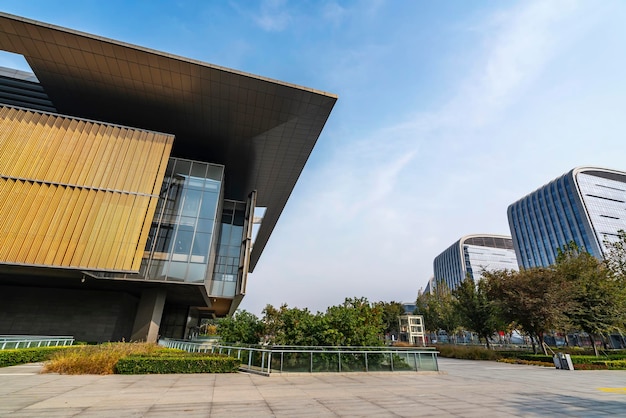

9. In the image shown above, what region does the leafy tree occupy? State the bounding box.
[377,301,405,338]
[261,298,386,347]
[216,310,263,344]
[277,306,321,346]
[323,297,385,346]
[452,276,503,349]
[415,283,460,341]
[484,268,571,354]
[604,230,626,334]
[605,229,626,279]
[556,242,626,355]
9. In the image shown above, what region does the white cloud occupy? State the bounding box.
[322,2,347,25]
[253,0,292,32]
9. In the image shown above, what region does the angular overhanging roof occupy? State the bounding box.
[0,12,337,271]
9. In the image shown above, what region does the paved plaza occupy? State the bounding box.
[0,358,625,417]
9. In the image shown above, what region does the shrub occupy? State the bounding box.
[435,345,500,361]
[0,346,72,368]
[497,358,554,367]
[42,342,239,375]
[115,355,240,374]
[574,363,609,370]
[42,342,172,375]
[586,360,626,370]
[497,352,553,363]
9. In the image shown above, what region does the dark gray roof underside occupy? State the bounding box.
[0,12,337,271]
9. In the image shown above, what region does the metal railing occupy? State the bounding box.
[0,335,75,350]
[158,339,439,375]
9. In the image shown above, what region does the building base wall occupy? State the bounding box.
[0,285,138,343]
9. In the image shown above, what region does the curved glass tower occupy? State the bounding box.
[433,235,517,291]
[508,167,626,269]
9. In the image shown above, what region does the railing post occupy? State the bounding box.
[390,352,394,372]
[267,351,272,374]
[365,352,368,372]
[281,352,284,373]
[338,352,341,372]
[248,350,252,369]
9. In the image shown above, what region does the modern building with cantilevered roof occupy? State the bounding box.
[0,13,336,342]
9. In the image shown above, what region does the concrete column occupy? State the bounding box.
[130,289,166,342]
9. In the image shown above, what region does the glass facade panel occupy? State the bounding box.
[433,235,517,291]
[508,168,626,268]
[210,200,247,297]
[108,157,225,283]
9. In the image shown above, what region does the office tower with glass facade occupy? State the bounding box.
[0,13,336,342]
[433,235,518,291]
[508,167,626,269]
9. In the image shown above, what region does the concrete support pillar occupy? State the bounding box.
[130,289,166,343]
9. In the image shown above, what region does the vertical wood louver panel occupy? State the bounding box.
[132,196,157,271]
[0,105,174,271]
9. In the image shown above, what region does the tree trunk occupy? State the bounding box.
[530,335,537,354]
[591,333,599,357]
[537,332,548,356]
[484,334,491,350]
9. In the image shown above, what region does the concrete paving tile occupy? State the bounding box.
[9,407,86,417]
[79,407,150,417]
[1,358,625,416]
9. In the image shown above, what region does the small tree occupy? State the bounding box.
[323,297,385,346]
[377,301,406,339]
[216,310,263,344]
[484,268,571,354]
[415,283,460,342]
[452,276,503,349]
[556,242,626,355]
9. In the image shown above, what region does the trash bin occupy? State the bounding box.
[553,353,574,370]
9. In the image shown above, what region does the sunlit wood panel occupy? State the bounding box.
[0,106,174,271]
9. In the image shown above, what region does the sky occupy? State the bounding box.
[3,1,626,315]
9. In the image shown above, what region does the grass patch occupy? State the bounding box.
[42,342,240,375]
[43,343,179,374]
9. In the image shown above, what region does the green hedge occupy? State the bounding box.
[0,346,72,368]
[435,345,500,361]
[588,360,626,370]
[115,355,241,374]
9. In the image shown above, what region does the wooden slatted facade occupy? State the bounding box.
[0,106,173,271]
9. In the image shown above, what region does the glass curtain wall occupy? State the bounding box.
[141,158,224,283]
[211,200,246,297]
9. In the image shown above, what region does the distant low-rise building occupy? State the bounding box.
[398,314,425,346]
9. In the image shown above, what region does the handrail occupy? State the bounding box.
[158,339,439,375]
[0,335,75,350]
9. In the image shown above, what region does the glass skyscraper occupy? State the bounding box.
[433,235,518,291]
[508,167,626,269]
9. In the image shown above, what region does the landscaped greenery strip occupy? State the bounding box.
[115,355,241,374]
[0,346,72,367]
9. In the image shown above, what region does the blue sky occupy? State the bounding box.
[3,1,626,315]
